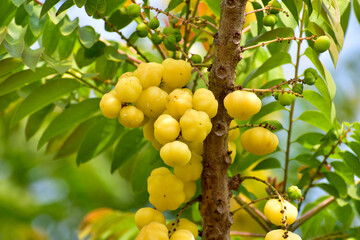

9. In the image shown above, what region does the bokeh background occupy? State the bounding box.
[1,0,360,239]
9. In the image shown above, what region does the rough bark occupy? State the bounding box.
[200,1,247,240]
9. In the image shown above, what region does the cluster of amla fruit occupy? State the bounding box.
[99,57,280,239]
[263,186,303,240]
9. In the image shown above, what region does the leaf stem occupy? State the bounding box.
[241,36,315,52]
[66,71,105,95]
[231,195,277,214]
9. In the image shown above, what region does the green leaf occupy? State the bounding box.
[302,90,331,120]
[78,26,99,48]
[282,0,299,23]
[112,128,145,173]
[56,0,75,16]
[74,0,87,8]
[0,1,16,27]
[317,183,339,198]
[0,26,7,44]
[204,0,220,17]
[296,132,325,148]
[85,0,98,16]
[42,54,72,74]
[57,31,77,61]
[303,0,312,16]
[4,37,24,58]
[166,0,183,12]
[38,98,100,149]
[76,116,124,165]
[12,0,25,7]
[0,67,56,96]
[54,117,97,159]
[25,104,55,140]
[294,153,320,167]
[297,110,331,132]
[95,57,118,80]
[252,158,281,171]
[0,92,19,113]
[41,0,61,17]
[105,8,133,31]
[304,47,325,78]
[346,141,360,159]
[244,52,292,85]
[0,58,24,80]
[251,101,284,123]
[43,20,60,56]
[104,46,127,61]
[60,16,79,36]
[354,0,360,24]
[324,172,347,198]
[21,46,44,71]
[251,2,264,35]
[11,78,82,127]
[331,161,354,185]
[15,4,29,27]
[348,183,360,200]
[338,151,360,178]
[97,0,106,14]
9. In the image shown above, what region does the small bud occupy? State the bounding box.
[287,185,302,200]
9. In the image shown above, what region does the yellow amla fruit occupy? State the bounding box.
[180,109,212,143]
[99,90,122,119]
[166,88,193,120]
[265,229,302,240]
[134,62,163,89]
[149,167,171,177]
[134,207,166,230]
[174,151,203,182]
[136,222,169,240]
[160,141,191,167]
[147,168,185,211]
[154,114,181,145]
[183,181,197,202]
[143,118,156,142]
[192,88,218,118]
[240,127,278,155]
[170,229,195,240]
[228,119,240,141]
[118,105,144,128]
[228,141,236,163]
[162,58,192,89]
[244,2,256,28]
[115,76,142,103]
[167,218,198,239]
[264,199,298,226]
[136,86,168,118]
[224,90,262,121]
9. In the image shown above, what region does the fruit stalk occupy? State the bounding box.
[200,1,247,239]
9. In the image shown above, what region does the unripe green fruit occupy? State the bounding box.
[263,14,278,27]
[190,54,202,64]
[269,0,281,14]
[292,83,303,94]
[127,4,141,18]
[278,92,296,106]
[303,68,318,85]
[163,27,173,35]
[172,29,182,42]
[314,36,330,53]
[148,18,160,29]
[163,35,177,51]
[151,33,163,45]
[136,23,148,38]
[287,186,302,200]
[274,92,279,100]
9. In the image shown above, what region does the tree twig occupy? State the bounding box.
[66,71,105,95]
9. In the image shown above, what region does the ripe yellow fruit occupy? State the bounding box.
[136,86,168,118]
[154,114,181,145]
[192,88,218,118]
[240,127,278,155]
[119,72,134,79]
[228,141,236,163]
[265,229,302,240]
[224,91,261,121]
[174,151,203,182]
[136,222,169,240]
[228,120,240,141]
[166,88,193,120]
[162,58,192,89]
[170,229,195,240]
[183,181,197,202]
[180,109,212,143]
[143,118,156,142]
[264,199,298,226]
[134,62,163,89]
[160,141,191,167]
[147,170,185,211]
[115,76,142,103]
[168,218,198,239]
[134,207,166,230]
[149,167,171,177]
[99,91,122,119]
[118,105,144,128]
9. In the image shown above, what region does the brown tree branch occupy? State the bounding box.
[290,196,335,231]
